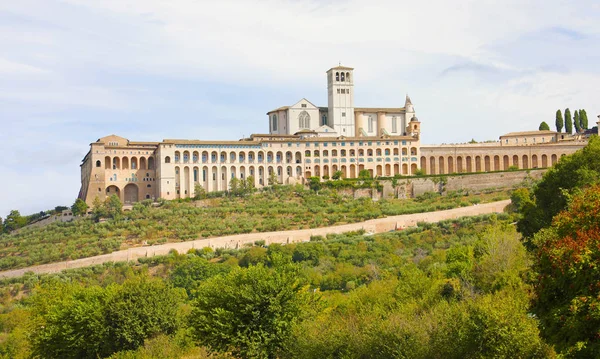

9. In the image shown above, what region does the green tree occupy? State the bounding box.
[229,177,241,196]
[331,170,343,180]
[358,169,371,180]
[170,256,230,297]
[3,210,27,232]
[194,183,206,200]
[538,121,550,131]
[103,277,186,353]
[29,278,186,359]
[71,198,89,216]
[91,196,107,221]
[308,176,321,192]
[29,283,108,359]
[245,176,256,194]
[573,109,580,133]
[564,108,572,134]
[516,136,600,240]
[268,172,279,187]
[105,194,122,219]
[555,109,563,132]
[580,109,589,130]
[189,264,317,359]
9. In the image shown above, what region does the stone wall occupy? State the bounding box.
[344,169,545,199]
[409,169,545,197]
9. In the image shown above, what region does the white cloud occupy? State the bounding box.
[0,58,48,75]
[1,0,600,214]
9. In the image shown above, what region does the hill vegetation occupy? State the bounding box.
[0,186,508,271]
[0,213,552,358]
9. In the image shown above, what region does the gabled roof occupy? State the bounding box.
[291,98,319,109]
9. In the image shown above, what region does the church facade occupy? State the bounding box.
[78,65,589,205]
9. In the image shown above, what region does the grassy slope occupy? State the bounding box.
[0,186,509,271]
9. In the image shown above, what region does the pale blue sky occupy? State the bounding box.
[1,0,599,216]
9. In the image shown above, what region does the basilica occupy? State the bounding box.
[78,65,587,205]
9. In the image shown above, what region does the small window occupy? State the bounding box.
[95,160,101,167]
[165,156,171,163]
[301,104,307,108]
[342,112,346,117]
[147,184,151,188]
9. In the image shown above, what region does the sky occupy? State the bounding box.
[1,0,599,216]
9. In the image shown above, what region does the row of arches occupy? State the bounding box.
[101,156,155,170]
[335,71,351,82]
[105,183,151,204]
[306,147,417,157]
[167,147,419,166]
[420,153,566,175]
[170,150,303,165]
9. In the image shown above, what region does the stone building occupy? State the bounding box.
[78,65,589,205]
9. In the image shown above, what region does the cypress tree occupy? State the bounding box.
[539,121,550,131]
[565,108,573,134]
[574,110,581,133]
[555,109,563,132]
[580,109,588,130]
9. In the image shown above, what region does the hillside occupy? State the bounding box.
[0,185,509,271]
[0,213,551,358]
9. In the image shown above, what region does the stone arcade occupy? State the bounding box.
[78,65,587,205]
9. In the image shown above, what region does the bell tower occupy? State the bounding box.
[327,65,355,136]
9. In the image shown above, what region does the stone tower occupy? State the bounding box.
[327,65,355,136]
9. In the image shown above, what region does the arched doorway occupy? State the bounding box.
[106,185,120,200]
[124,183,139,204]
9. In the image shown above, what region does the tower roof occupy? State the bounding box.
[327,65,354,72]
[405,95,413,105]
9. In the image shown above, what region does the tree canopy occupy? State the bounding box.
[532,184,600,357]
[538,121,550,131]
[189,263,317,359]
[516,136,600,241]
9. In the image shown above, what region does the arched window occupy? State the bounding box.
[335,72,339,81]
[95,160,101,167]
[299,111,311,129]
[340,72,345,81]
[165,156,171,164]
[272,115,278,131]
[346,72,350,82]
[148,157,154,169]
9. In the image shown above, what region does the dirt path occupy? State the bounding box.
[0,200,510,279]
